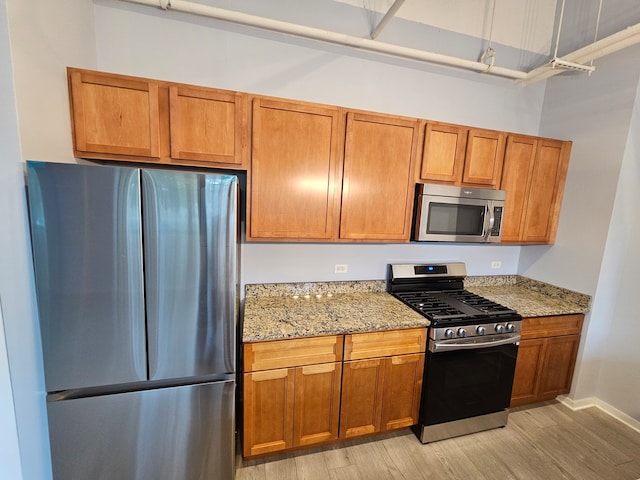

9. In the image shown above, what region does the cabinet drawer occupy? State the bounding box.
[521,314,584,340]
[244,335,343,372]
[344,328,426,361]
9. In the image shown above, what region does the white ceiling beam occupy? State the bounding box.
[370,0,406,40]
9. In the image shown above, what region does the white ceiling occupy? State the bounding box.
[335,0,558,55]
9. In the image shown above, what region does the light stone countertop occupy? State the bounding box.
[465,276,591,318]
[242,281,428,342]
[242,277,592,342]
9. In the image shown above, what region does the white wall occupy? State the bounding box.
[7,0,96,164]
[0,1,44,478]
[522,45,640,410]
[0,301,22,480]
[593,78,640,418]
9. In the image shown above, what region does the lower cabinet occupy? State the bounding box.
[340,353,424,438]
[242,335,343,457]
[510,314,584,407]
[340,328,426,438]
[242,327,426,458]
[243,362,342,457]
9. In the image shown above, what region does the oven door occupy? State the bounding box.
[421,342,518,426]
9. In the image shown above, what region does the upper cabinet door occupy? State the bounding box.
[69,69,161,158]
[340,112,419,241]
[500,135,537,242]
[249,98,342,240]
[500,136,571,244]
[462,128,506,187]
[169,85,247,167]
[521,139,571,243]
[419,122,468,183]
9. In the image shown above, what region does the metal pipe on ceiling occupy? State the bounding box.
[117,0,527,80]
[116,0,640,84]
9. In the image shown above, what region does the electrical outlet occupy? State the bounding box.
[491,261,502,269]
[334,264,348,273]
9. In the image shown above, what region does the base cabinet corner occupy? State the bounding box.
[510,314,583,407]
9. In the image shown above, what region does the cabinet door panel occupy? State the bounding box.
[538,335,580,400]
[294,363,342,447]
[500,136,536,242]
[243,369,295,457]
[521,141,563,242]
[462,129,506,186]
[510,339,545,407]
[381,354,424,431]
[250,99,341,240]
[69,70,160,158]
[169,86,245,165]
[340,359,384,438]
[420,122,467,183]
[340,112,418,241]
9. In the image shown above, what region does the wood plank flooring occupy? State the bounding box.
[236,401,640,480]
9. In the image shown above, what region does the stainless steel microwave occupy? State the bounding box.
[413,183,506,243]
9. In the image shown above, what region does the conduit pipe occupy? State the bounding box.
[524,22,640,83]
[117,0,640,84]
[117,0,528,80]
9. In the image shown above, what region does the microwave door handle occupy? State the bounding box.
[485,203,495,239]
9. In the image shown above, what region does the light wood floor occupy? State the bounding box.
[236,401,640,480]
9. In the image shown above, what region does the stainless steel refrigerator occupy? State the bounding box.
[26,161,238,480]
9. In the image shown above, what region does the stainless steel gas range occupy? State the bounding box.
[387,262,522,444]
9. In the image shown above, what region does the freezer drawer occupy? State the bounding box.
[47,380,235,480]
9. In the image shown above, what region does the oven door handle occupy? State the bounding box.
[430,333,521,353]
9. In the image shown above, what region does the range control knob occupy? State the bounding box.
[505,323,516,333]
[444,329,454,339]
[494,324,505,334]
[456,328,467,338]
[476,326,486,335]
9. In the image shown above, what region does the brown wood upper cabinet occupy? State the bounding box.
[67,68,247,168]
[248,97,342,241]
[168,85,246,166]
[419,121,506,188]
[68,69,161,159]
[248,104,419,242]
[340,112,419,241]
[500,135,571,244]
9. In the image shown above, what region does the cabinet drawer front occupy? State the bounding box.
[344,328,426,361]
[244,335,343,371]
[522,314,584,340]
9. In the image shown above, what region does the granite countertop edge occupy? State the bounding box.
[242,276,592,342]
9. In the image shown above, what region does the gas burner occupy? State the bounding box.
[387,263,521,329]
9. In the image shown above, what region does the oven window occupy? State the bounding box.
[421,344,518,425]
[427,203,485,236]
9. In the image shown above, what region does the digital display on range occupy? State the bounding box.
[414,265,447,275]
